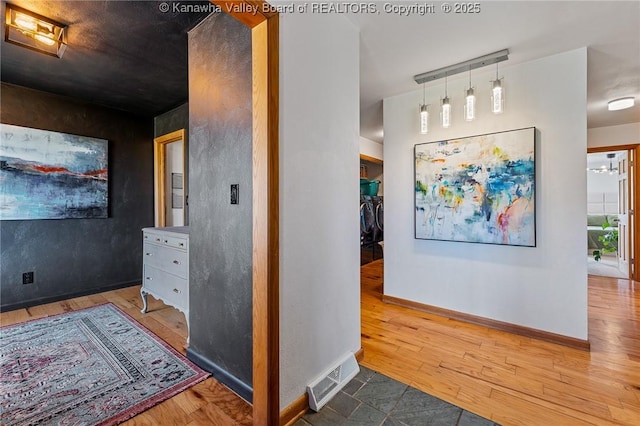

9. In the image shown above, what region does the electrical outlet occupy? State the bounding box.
[23,271,34,285]
[230,184,239,205]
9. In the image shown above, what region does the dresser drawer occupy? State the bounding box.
[165,235,188,249]
[143,242,187,278]
[141,226,189,340]
[143,231,188,250]
[143,242,159,262]
[143,231,165,244]
[143,265,188,310]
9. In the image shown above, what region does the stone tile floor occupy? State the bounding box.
[295,366,499,426]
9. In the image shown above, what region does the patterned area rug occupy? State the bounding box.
[0,303,209,425]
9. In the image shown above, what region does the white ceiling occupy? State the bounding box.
[347,1,640,143]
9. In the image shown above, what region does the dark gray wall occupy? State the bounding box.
[154,103,190,224]
[186,13,253,396]
[0,83,153,310]
[154,103,189,138]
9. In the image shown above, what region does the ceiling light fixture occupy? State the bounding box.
[588,153,618,174]
[419,83,429,134]
[441,76,451,128]
[413,49,508,129]
[5,4,67,58]
[607,97,635,111]
[413,49,509,85]
[464,70,475,121]
[490,63,504,114]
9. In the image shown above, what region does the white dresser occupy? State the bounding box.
[141,226,189,337]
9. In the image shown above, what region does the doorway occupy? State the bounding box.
[360,154,384,265]
[587,145,638,280]
[154,129,186,227]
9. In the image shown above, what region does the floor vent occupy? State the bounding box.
[307,352,360,411]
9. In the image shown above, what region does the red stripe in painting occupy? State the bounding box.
[32,165,71,173]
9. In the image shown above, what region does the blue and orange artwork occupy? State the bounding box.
[415,127,535,246]
[0,124,108,220]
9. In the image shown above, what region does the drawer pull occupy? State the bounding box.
[173,260,181,265]
[144,235,148,239]
[156,238,161,242]
[164,239,168,243]
[146,277,152,280]
[145,252,152,256]
[178,243,184,247]
[173,288,181,293]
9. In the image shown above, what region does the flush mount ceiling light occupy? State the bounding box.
[607,97,635,111]
[5,4,67,58]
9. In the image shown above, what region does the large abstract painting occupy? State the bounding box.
[0,124,108,220]
[415,127,535,246]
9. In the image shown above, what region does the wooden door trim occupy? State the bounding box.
[631,147,638,281]
[154,129,185,227]
[210,1,280,424]
[588,144,640,280]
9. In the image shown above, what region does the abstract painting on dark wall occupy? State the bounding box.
[0,124,108,220]
[415,127,535,247]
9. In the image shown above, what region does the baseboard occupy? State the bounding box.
[382,295,591,351]
[0,280,140,313]
[279,348,364,426]
[280,393,308,426]
[186,348,253,403]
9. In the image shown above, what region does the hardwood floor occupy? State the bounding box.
[360,260,640,425]
[3,262,639,425]
[0,286,253,426]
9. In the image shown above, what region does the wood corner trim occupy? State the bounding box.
[154,129,184,145]
[354,347,365,362]
[279,393,308,426]
[382,295,591,351]
[210,1,277,27]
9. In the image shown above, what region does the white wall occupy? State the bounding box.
[166,140,184,226]
[588,122,640,148]
[587,170,618,194]
[383,48,588,339]
[279,12,361,409]
[360,136,383,160]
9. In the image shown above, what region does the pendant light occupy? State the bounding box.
[464,69,476,121]
[491,63,504,114]
[413,49,510,129]
[441,76,451,128]
[419,83,429,134]
[606,153,617,175]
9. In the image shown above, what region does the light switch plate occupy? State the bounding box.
[231,184,239,205]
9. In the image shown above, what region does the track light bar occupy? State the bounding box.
[414,49,509,85]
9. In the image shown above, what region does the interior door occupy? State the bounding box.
[164,140,184,227]
[618,151,630,278]
[628,148,636,280]
[154,129,186,227]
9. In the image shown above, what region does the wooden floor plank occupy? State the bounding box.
[360,259,640,426]
[0,285,253,425]
[3,260,639,425]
